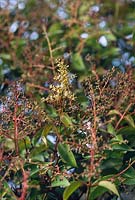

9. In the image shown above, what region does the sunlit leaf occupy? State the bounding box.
[108,110,121,116]
[98,181,119,197]
[0,53,11,60]
[124,115,135,128]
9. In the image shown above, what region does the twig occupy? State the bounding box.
[27,83,49,91]
[13,95,19,156]
[90,159,135,188]
[115,103,132,129]
[19,166,29,200]
[42,25,55,75]
[113,159,135,179]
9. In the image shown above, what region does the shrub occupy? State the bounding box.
[0,60,135,200]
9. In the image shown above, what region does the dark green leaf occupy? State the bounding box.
[101,158,123,170]
[123,167,135,179]
[117,127,135,146]
[117,127,135,135]
[111,143,134,152]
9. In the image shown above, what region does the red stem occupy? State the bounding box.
[14,100,19,155]
[19,168,29,200]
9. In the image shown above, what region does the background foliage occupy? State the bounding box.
[0,0,135,200]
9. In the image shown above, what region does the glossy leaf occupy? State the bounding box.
[58,143,77,167]
[63,181,83,200]
[98,181,119,197]
[89,186,108,200]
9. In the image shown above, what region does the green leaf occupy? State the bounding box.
[30,165,40,177]
[101,47,120,57]
[108,109,121,116]
[124,115,135,127]
[42,124,53,136]
[124,178,135,185]
[111,143,134,152]
[117,127,135,135]
[41,136,48,146]
[60,113,73,128]
[4,138,15,150]
[0,53,11,60]
[117,127,135,146]
[101,158,123,171]
[51,175,70,187]
[98,181,119,197]
[106,32,116,41]
[48,23,63,35]
[46,105,58,118]
[123,167,135,179]
[2,181,17,199]
[19,136,31,149]
[63,181,83,200]
[71,53,86,71]
[89,186,108,200]
[58,143,77,167]
[107,123,116,135]
[30,144,47,158]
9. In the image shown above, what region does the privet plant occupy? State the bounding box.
[0,60,135,200]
